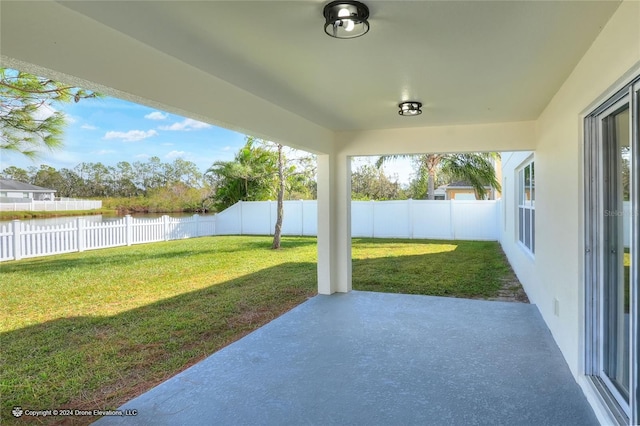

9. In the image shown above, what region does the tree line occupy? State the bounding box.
[1,157,204,199]
[0,139,318,214]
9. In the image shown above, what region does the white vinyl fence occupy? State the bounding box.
[0,199,500,262]
[0,214,217,261]
[0,199,102,211]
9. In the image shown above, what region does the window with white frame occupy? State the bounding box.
[517,159,535,254]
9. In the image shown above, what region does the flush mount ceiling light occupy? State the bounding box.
[398,101,422,116]
[323,1,370,39]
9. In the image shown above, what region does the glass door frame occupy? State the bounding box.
[584,76,640,425]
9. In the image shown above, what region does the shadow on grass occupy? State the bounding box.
[1,261,317,425]
[210,236,318,253]
[0,237,318,275]
[1,237,512,425]
[352,240,511,298]
[352,237,461,246]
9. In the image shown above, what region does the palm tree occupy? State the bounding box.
[376,152,500,200]
[205,137,278,211]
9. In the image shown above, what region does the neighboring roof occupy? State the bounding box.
[446,181,492,189]
[0,179,57,192]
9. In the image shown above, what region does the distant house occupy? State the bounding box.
[444,181,496,200]
[434,156,502,200]
[0,179,57,201]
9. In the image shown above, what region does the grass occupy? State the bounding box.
[1,236,513,424]
[0,209,117,221]
[352,238,509,298]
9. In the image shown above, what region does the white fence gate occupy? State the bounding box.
[0,199,501,262]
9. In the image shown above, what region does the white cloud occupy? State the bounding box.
[144,111,168,120]
[165,150,186,159]
[81,124,98,130]
[32,104,56,121]
[96,149,115,155]
[159,118,211,131]
[103,129,158,142]
[65,114,78,124]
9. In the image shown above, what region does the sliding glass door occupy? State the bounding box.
[585,76,639,425]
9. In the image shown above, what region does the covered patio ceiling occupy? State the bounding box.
[0,0,620,154]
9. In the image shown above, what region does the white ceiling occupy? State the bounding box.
[48,0,619,132]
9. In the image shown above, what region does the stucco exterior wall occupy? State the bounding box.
[499,150,536,309]
[500,0,639,388]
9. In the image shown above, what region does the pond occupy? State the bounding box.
[0,212,214,227]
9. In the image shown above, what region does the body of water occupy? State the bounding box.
[0,213,214,227]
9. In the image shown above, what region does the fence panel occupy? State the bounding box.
[450,201,499,240]
[198,216,217,237]
[19,221,78,259]
[84,217,126,250]
[241,201,272,235]
[131,217,165,245]
[0,200,502,262]
[167,215,194,240]
[351,202,375,237]
[215,203,242,235]
[167,215,217,240]
[280,201,305,236]
[371,200,411,238]
[0,222,13,261]
[411,201,453,239]
[0,200,102,211]
[302,201,317,236]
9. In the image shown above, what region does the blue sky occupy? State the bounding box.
[1,96,248,174]
[1,94,415,183]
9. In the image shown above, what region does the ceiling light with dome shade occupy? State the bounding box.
[398,101,422,116]
[323,1,370,39]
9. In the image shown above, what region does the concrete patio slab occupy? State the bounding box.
[94,291,597,426]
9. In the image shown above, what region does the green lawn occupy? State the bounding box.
[1,236,513,424]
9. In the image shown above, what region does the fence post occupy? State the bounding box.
[300,199,304,236]
[265,200,276,235]
[449,200,455,239]
[77,218,86,252]
[371,200,375,238]
[125,215,132,246]
[163,215,170,241]
[239,201,243,235]
[194,214,200,237]
[12,220,22,261]
[408,198,414,239]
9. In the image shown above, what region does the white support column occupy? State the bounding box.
[317,153,352,295]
